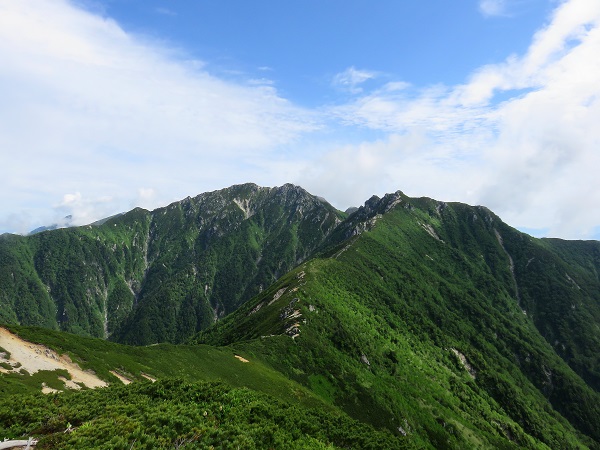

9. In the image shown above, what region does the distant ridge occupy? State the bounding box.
[28,215,73,235]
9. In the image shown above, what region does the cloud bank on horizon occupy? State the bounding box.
[1,0,599,240]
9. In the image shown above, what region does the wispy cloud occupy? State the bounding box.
[479,0,508,18]
[332,67,378,94]
[155,7,177,17]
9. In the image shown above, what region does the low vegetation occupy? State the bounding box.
[0,379,405,449]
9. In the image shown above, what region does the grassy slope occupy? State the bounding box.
[0,324,327,412]
[196,196,600,449]
[0,326,408,449]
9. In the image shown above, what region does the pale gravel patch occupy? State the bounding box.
[0,327,107,389]
[141,373,157,382]
[110,370,132,384]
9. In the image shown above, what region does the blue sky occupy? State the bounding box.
[1,0,600,239]
[102,0,551,105]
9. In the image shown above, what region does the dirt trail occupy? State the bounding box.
[110,370,132,384]
[141,373,157,382]
[0,327,107,389]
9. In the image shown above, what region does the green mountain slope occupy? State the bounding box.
[0,184,344,345]
[0,324,328,410]
[195,191,600,449]
[2,184,600,448]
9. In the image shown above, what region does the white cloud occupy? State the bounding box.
[322,0,600,239]
[0,0,317,232]
[333,67,377,94]
[134,188,157,210]
[479,0,508,18]
[53,191,117,227]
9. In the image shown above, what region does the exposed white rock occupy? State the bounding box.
[420,222,444,242]
[268,287,288,306]
[248,302,265,316]
[233,198,254,220]
[451,348,476,379]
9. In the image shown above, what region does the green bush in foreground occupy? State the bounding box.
[0,379,409,449]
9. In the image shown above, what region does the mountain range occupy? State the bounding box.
[0,184,343,344]
[1,183,599,448]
